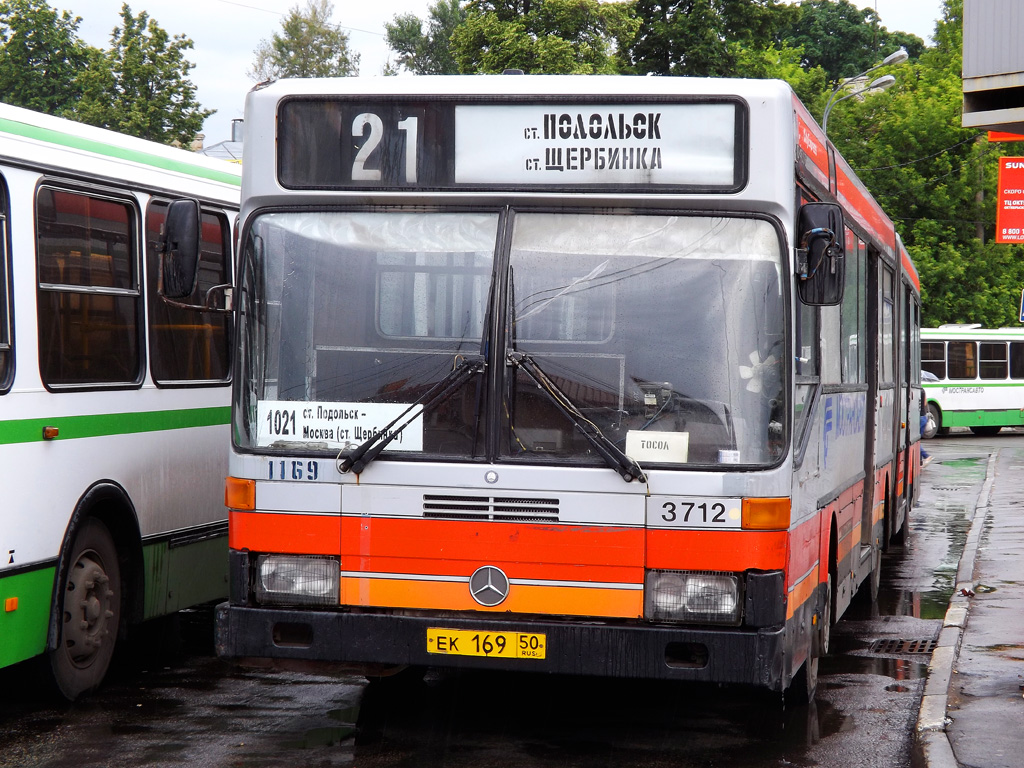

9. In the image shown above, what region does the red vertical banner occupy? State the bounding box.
[996,157,1024,243]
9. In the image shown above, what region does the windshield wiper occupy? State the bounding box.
[338,354,485,474]
[507,350,646,484]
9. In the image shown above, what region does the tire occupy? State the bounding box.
[928,403,949,437]
[48,518,121,700]
[969,425,1002,437]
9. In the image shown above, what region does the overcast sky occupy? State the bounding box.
[61,0,947,145]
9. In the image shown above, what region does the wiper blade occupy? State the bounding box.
[337,355,485,474]
[507,351,646,484]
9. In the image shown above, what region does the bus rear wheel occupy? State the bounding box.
[48,518,121,701]
[969,425,1002,437]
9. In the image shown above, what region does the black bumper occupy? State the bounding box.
[215,603,787,688]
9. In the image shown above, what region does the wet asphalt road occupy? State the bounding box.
[0,431,1002,768]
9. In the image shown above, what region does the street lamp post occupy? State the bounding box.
[821,48,908,135]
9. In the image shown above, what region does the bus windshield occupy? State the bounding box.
[236,209,787,467]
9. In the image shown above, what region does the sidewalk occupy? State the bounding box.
[917,446,1024,768]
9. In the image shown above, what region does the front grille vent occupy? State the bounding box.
[423,494,559,522]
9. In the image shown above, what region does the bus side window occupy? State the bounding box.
[0,175,9,390]
[36,187,141,387]
[948,341,977,380]
[146,200,232,384]
[922,340,945,379]
[1011,342,1024,379]
[979,342,1008,380]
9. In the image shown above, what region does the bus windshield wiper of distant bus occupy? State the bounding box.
[336,354,486,475]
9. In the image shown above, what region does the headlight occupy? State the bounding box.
[255,554,340,606]
[645,570,742,625]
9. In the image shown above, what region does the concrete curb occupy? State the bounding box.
[915,451,997,768]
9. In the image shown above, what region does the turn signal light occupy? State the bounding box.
[741,497,791,530]
[225,476,256,511]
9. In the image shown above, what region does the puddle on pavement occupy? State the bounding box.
[821,653,928,680]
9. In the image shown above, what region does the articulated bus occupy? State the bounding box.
[922,325,1024,436]
[0,102,240,699]
[210,76,922,700]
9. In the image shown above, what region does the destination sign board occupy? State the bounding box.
[277,98,746,192]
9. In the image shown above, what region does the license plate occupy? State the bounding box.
[426,628,546,659]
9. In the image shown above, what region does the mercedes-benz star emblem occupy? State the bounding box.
[469,566,510,607]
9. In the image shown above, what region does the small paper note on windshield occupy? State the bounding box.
[625,431,688,463]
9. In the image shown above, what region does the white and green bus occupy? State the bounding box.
[921,325,1024,437]
[0,102,240,699]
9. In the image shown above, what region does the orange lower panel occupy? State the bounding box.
[340,576,643,618]
[786,564,819,620]
[230,510,340,556]
[645,529,787,572]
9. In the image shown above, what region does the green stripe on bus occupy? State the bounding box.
[923,382,1024,388]
[0,405,230,445]
[942,410,1024,428]
[0,566,55,669]
[0,117,241,187]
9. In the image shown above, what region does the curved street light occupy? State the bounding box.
[822,74,897,134]
[822,48,908,135]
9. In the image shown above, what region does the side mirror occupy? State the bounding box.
[796,203,845,306]
[160,199,201,299]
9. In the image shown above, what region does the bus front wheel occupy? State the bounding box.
[48,518,121,701]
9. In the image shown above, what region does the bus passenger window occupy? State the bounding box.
[921,341,945,379]
[979,342,1008,380]
[0,178,9,390]
[146,201,232,384]
[1011,342,1024,379]
[947,341,977,380]
[36,187,140,387]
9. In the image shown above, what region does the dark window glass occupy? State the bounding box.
[1010,342,1024,379]
[979,341,1008,380]
[0,177,10,388]
[947,341,977,380]
[36,188,140,386]
[921,341,945,379]
[146,201,231,383]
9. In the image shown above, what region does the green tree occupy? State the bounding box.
[73,4,211,146]
[249,0,358,80]
[780,0,925,83]
[386,0,465,75]
[732,40,827,108]
[0,0,94,115]
[625,0,796,77]
[450,0,638,74]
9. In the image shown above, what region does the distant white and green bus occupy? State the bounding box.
[921,325,1024,437]
[0,102,240,698]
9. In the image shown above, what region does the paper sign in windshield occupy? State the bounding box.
[256,401,423,451]
[625,431,689,463]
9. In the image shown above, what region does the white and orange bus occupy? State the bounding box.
[200,76,922,701]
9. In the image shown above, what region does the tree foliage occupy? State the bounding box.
[449,0,638,74]
[780,0,925,83]
[73,5,212,146]
[249,0,358,80]
[0,1,211,146]
[0,0,93,115]
[386,0,465,75]
[625,0,796,77]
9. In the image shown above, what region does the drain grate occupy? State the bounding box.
[870,638,938,655]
